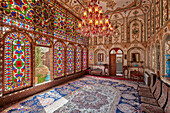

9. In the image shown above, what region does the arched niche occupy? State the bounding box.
[94,49,107,65]
[151,44,155,70]
[155,40,160,73]
[127,47,144,66]
[148,45,150,69]
[128,18,144,43]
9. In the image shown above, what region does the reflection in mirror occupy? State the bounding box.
[132,53,140,62]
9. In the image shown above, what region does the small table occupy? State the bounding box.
[131,71,144,82]
[91,69,102,76]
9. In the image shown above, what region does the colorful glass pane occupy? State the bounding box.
[3,16,34,31]
[54,42,65,77]
[83,48,87,70]
[36,37,51,46]
[4,33,31,93]
[67,44,74,75]
[76,46,81,72]
[2,0,35,23]
[34,0,53,29]
[66,14,75,36]
[53,8,66,35]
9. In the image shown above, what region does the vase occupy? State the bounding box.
[35,77,38,85]
[134,62,137,67]
[165,55,170,77]
[45,74,51,81]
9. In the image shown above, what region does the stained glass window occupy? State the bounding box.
[2,0,35,23]
[83,48,87,70]
[36,37,51,46]
[34,0,53,29]
[54,42,65,78]
[4,33,31,93]
[67,44,74,75]
[53,8,66,35]
[76,46,81,72]
[66,14,75,36]
[3,16,34,31]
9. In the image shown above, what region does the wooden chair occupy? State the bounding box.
[123,66,129,78]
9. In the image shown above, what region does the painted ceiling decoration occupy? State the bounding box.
[56,0,151,19]
[57,0,151,16]
[78,0,142,14]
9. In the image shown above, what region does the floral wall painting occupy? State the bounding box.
[35,46,51,85]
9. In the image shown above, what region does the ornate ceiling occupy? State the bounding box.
[56,0,151,19]
[78,0,141,14]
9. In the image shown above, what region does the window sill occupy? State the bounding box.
[161,76,170,85]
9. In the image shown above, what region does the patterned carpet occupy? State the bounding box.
[3,75,142,113]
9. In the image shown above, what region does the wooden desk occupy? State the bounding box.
[131,70,144,81]
[89,64,105,75]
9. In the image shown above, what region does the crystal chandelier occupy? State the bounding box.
[78,0,113,37]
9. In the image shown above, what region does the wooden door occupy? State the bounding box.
[110,54,116,76]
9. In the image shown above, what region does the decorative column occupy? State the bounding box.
[165,54,170,77]
[0,24,3,97]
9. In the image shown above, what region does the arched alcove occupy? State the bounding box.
[94,49,107,65]
[155,40,160,73]
[127,47,144,67]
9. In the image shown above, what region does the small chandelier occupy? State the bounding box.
[78,0,113,37]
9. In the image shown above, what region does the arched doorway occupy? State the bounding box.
[109,48,123,76]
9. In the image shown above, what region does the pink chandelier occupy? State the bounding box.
[78,0,113,37]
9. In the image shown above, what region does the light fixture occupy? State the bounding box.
[78,0,113,37]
